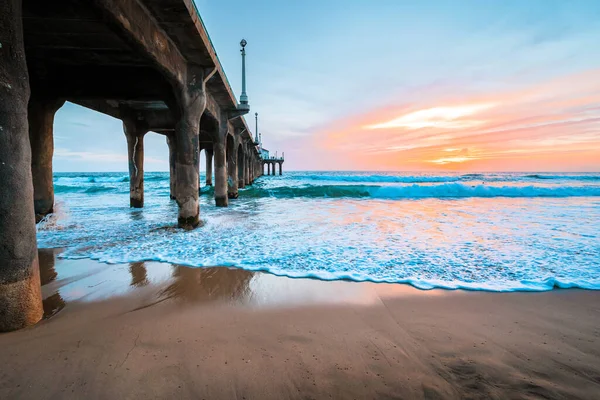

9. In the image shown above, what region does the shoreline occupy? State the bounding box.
[0,250,599,399]
[40,247,600,294]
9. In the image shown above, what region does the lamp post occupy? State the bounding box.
[254,112,259,145]
[239,39,249,107]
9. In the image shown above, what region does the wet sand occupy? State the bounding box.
[1,249,599,399]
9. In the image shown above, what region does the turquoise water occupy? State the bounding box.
[37,171,600,292]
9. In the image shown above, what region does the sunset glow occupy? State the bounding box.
[315,70,600,171]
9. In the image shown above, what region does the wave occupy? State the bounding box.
[524,174,600,181]
[54,184,119,194]
[85,186,118,194]
[51,250,600,292]
[55,175,129,183]
[235,265,600,292]
[301,173,600,183]
[243,183,600,199]
[54,174,170,183]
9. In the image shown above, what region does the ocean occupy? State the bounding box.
[37,171,600,292]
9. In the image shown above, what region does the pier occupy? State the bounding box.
[264,156,285,176]
[0,0,282,331]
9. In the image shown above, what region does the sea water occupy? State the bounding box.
[37,172,600,292]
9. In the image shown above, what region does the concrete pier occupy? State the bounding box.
[245,154,251,186]
[227,135,238,198]
[205,148,213,186]
[0,0,264,330]
[173,67,206,229]
[214,116,228,207]
[28,96,65,222]
[166,135,177,200]
[0,0,43,331]
[123,117,148,208]
[238,144,245,189]
[262,158,285,177]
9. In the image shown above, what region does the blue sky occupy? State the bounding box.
[52,0,600,171]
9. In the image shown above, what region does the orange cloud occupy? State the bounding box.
[314,69,600,171]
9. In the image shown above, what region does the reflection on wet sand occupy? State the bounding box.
[129,262,149,287]
[39,248,58,285]
[158,265,254,304]
[38,249,66,317]
[42,293,66,318]
[36,248,436,319]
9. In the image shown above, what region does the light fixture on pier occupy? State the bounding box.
[253,112,260,145]
[238,39,250,111]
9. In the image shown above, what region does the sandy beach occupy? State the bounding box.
[0,249,599,399]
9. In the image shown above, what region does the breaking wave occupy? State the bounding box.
[524,174,600,181]
[54,184,120,194]
[54,175,129,183]
[243,183,600,199]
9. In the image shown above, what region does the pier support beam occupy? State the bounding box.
[238,146,245,189]
[248,157,253,184]
[166,135,177,200]
[28,96,64,222]
[227,135,238,199]
[123,117,148,208]
[173,67,206,228]
[279,162,283,176]
[0,0,43,331]
[214,115,228,207]
[245,155,250,186]
[205,147,213,186]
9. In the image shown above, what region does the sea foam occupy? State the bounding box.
[39,171,600,293]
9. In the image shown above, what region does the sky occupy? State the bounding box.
[53,0,600,172]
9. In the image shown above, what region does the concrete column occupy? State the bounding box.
[123,117,148,208]
[279,162,283,176]
[166,135,177,200]
[245,155,250,186]
[0,0,44,332]
[205,147,213,186]
[227,138,238,199]
[238,149,245,189]
[174,67,206,229]
[28,96,64,222]
[214,115,228,207]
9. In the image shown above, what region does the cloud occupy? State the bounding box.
[365,103,496,130]
[310,69,600,171]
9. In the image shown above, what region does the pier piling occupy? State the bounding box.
[214,115,228,207]
[123,116,148,208]
[0,0,44,331]
[205,147,213,186]
[28,96,65,222]
[227,135,238,198]
[173,67,206,228]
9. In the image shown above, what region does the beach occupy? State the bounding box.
[1,249,599,399]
